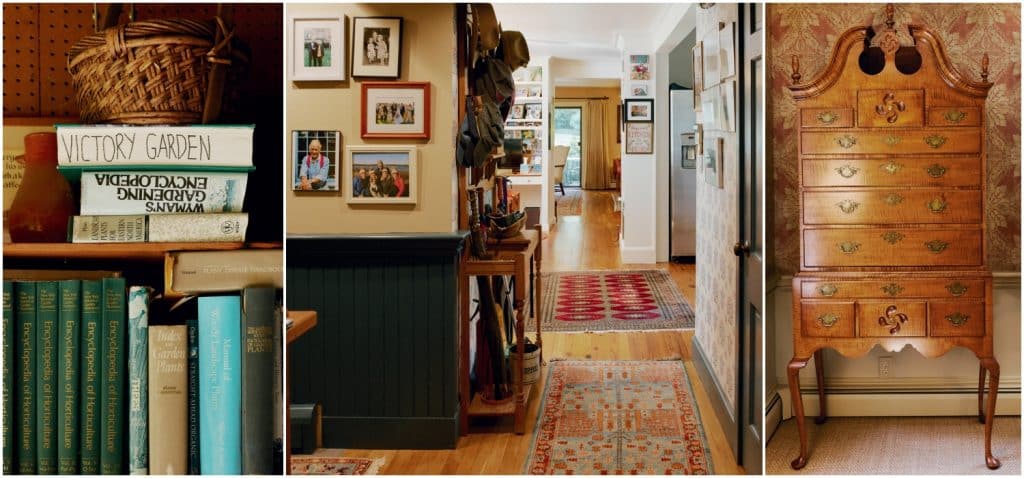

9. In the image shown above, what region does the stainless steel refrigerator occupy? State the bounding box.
[670,89,697,260]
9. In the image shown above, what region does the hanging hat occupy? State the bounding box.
[473,57,515,104]
[457,96,481,168]
[472,100,505,168]
[474,4,500,53]
[497,31,530,70]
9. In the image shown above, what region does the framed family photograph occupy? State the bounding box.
[351,17,402,78]
[292,17,345,81]
[292,130,341,191]
[345,145,417,204]
[624,99,654,123]
[361,82,431,139]
[625,123,653,154]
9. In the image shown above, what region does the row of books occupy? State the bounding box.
[58,124,255,244]
[2,279,281,475]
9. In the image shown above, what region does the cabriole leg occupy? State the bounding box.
[788,357,811,470]
[980,357,1001,470]
[813,349,827,425]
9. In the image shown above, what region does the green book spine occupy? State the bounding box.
[187,318,200,475]
[100,277,126,475]
[16,281,37,474]
[57,280,81,474]
[80,280,102,474]
[36,281,59,474]
[3,281,15,475]
[127,286,149,474]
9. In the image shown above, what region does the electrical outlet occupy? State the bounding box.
[878,356,894,377]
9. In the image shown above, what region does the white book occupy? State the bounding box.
[79,170,248,215]
[56,124,254,168]
[70,213,249,243]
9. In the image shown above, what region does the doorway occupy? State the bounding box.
[553,106,582,188]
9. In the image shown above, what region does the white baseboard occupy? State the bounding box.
[771,384,1022,419]
[620,244,656,264]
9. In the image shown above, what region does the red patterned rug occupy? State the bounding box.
[524,360,713,474]
[290,456,384,475]
[541,270,695,332]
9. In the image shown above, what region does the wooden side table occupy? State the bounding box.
[286,310,318,473]
[460,225,542,434]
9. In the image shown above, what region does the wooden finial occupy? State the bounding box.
[791,55,801,84]
[981,53,990,82]
[885,3,895,29]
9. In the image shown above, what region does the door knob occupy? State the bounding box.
[733,240,750,257]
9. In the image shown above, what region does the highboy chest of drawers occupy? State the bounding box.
[785,4,1001,470]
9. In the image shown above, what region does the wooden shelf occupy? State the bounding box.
[467,383,533,417]
[1,241,282,261]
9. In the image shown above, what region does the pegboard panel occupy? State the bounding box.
[3,4,41,116]
[38,4,93,117]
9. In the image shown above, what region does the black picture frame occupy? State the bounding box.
[623,98,655,123]
[350,16,403,79]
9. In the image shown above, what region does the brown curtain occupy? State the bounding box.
[581,99,609,190]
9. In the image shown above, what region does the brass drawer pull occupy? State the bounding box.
[946,312,970,327]
[881,231,904,244]
[946,282,968,296]
[944,110,966,124]
[924,135,948,149]
[927,196,948,213]
[878,305,909,334]
[881,283,904,296]
[881,161,904,175]
[836,135,857,149]
[838,241,861,254]
[817,111,839,124]
[835,164,860,178]
[836,199,860,214]
[926,164,947,178]
[884,193,904,205]
[925,240,950,253]
[884,134,901,147]
[818,283,839,296]
[818,313,840,328]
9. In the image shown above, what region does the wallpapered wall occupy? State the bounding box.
[768,3,1021,273]
[695,3,739,410]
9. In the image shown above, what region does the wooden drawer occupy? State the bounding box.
[856,300,927,337]
[928,300,985,337]
[800,301,856,338]
[927,107,981,127]
[802,157,981,188]
[801,108,854,128]
[857,89,925,128]
[803,228,983,268]
[801,129,981,155]
[803,190,982,225]
[801,279,986,299]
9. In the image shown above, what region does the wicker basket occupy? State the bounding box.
[67,17,248,124]
[488,213,526,239]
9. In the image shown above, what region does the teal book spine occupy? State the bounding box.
[199,295,241,474]
[100,277,126,475]
[57,280,81,474]
[79,280,102,474]
[186,318,200,475]
[3,281,15,474]
[36,281,59,474]
[15,281,37,474]
[127,286,150,474]
[241,288,276,474]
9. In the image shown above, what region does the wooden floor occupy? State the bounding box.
[317,189,742,474]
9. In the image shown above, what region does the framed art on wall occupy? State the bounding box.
[720,80,736,132]
[630,82,650,97]
[361,82,430,139]
[351,17,402,78]
[719,21,736,80]
[703,136,724,189]
[624,99,654,122]
[292,130,341,191]
[292,17,345,81]
[692,41,704,111]
[629,54,651,80]
[345,145,417,204]
[625,123,653,154]
[702,27,720,87]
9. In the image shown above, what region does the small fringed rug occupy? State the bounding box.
[524,360,714,474]
[290,456,385,475]
[555,189,583,216]
[541,269,695,332]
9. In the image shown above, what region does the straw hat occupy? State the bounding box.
[497,31,530,70]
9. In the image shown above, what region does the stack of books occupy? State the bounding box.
[56,124,255,244]
[2,278,281,475]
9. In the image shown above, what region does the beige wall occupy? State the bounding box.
[553,86,621,179]
[286,3,457,234]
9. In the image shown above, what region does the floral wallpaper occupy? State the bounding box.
[768,3,1021,273]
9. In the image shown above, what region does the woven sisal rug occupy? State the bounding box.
[524,360,713,474]
[541,270,695,332]
[555,188,583,216]
[290,456,385,475]
[766,416,1021,475]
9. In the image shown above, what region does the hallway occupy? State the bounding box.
[315,189,740,474]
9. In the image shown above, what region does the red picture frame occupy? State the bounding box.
[360,81,431,140]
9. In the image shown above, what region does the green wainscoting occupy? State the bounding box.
[286,232,468,449]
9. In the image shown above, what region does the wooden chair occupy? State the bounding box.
[550,145,569,195]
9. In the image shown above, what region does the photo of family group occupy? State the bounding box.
[345,146,417,204]
[292,130,340,191]
[375,102,415,125]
